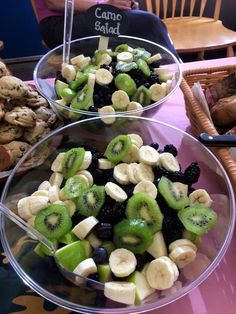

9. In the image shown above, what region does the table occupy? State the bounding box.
[1,57,236,314]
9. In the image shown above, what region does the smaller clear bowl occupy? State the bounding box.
[33,35,182,121]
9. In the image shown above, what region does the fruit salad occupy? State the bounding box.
[55,44,174,120]
[17,134,217,305]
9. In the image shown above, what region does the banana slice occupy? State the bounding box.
[127,101,143,116]
[149,83,167,102]
[173,182,188,197]
[136,163,155,182]
[127,163,140,184]
[113,163,130,185]
[109,248,137,277]
[105,182,128,202]
[70,54,85,65]
[98,53,112,66]
[189,189,213,208]
[154,68,173,82]
[76,170,94,186]
[32,190,49,197]
[75,174,90,187]
[38,180,51,191]
[128,133,143,148]
[98,158,114,170]
[104,281,136,305]
[72,216,99,240]
[158,152,180,172]
[61,64,76,82]
[169,246,196,269]
[146,256,178,290]
[98,105,116,124]
[122,144,140,163]
[133,180,157,199]
[112,90,130,110]
[17,195,49,217]
[86,232,102,249]
[51,152,65,172]
[64,199,76,217]
[80,151,92,170]
[49,172,64,187]
[76,57,91,70]
[73,257,97,277]
[95,68,113,85]
[48,185,60,203]
[146,231,167,258]
[147,53,162,64]
[117,51,133,63]
[160,256,179,281]
[87,73,96,88]
[139,145,159,166]
[169,239,197,253]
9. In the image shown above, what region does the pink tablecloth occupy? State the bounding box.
[148,57,236,314]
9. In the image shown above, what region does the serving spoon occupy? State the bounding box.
[0,202,104,289]
[199,133,236,147]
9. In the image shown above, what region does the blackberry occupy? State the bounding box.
[135,254,148,271]
[163,144,178,157]
[120,184,135,198]
[188,186,196,195]
[95,222,113,240]
[88,152,103,173]
[88,273,99,282]
[150,61,160,68]
[162,215,183,246]
[167,171,185,183]
[113,68,121,77]
[153,166,169,179]
[184,162,200,185]
[100,64,110,70]
[92,247,108,264]
[150,142,159,150]
[148,73,160,85]
[129,68,143,80]
[71,212,87,227]
[112,203,126,223]
[144,82,151,89]
[97,204,114,223]
[89,105,98,113]
[156,193,176,217]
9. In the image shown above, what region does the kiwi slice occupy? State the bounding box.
[104,134,132,163]
[158,176,190,210]
[34,239,58,257]
[55,79,69,98]
[63,175,88,199]
[113,219,153,254]
[115,73,137,96]
[75,185,105,217]
[133,48,151,61]
[137,59,151,77]
[126,193,163,233]
[115,44,129,52]
[132,86,151,106]
[62,147,85,179]
[70,84,94,110]
[59,231,78,245]
[116,61,137,73]
[34,204,72,240]
[69,73,88,91]
[178,204,217,236]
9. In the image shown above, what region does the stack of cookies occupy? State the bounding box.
[0,61,62,172]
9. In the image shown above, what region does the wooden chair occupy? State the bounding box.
[145,0,236,60]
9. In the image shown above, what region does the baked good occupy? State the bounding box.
[4,106,37,127]
[35,106,57,126]
[0,61,9,78]
[0,76,28,99]
[23,120,51,144]
[210,95,236,126]
[0,123,23,144]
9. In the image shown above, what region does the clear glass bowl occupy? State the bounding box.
[33,35,182,121]
[1,116,235,313]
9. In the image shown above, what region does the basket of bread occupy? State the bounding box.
[180,64,236,192]
[0,61,63,179]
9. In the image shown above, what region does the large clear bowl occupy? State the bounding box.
[1,116,235,313]
[33,35,182,121]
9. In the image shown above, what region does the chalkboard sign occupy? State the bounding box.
[85,4,129,37]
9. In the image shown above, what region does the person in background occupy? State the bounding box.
[34,0,178,57]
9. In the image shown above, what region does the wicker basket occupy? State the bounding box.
[180,64,236,193]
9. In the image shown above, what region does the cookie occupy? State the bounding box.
[0,61,8,78]
[24,86,48,107]
[23,120,51,144]
[0,76,28,99]
[0,102,5,120]
[4,106,37,127]
[0,140,31,171]
[35,106,57,126]
[0,123,23,144]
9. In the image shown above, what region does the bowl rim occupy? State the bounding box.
[33,35,182,116]
[1,115,235,313]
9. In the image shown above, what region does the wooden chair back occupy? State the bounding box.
[145,0,222,20]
